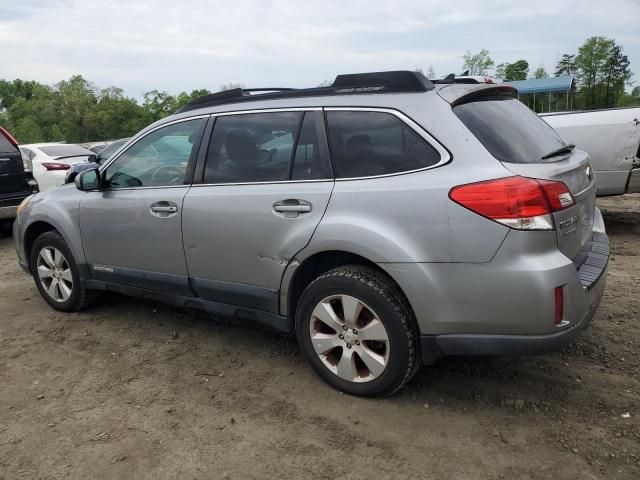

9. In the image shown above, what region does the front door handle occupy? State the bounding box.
[273,200,312,214]
[150,201,178,217]
[151,205,177,213]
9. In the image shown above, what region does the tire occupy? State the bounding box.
[30,230,97,312]
[295,265,420,397]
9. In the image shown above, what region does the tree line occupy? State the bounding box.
[458,36,638,110]
[1,35,638,144]
[0,77,220,144]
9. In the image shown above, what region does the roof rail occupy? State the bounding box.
[175,70,434,114]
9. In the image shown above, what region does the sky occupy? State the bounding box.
[0,0,639,99]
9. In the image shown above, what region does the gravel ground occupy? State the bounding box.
[0,195,638,480]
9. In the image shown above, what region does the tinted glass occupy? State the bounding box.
[454,97,567,164]
[105,118,204,188]
[204,112,301,183]
[326,111,441,178]
[39,145,93,157]
[291,113,326,180]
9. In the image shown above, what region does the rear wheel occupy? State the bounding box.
[295,265,420,397]
[30,231,97,311]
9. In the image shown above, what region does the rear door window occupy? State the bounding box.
[325,111,441,178]
[204,111,331,183]
[454,96,567,164]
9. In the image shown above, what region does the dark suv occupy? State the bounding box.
[0,127,38,232]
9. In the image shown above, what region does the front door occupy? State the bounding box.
[79,117,207,295]
[182,110,334,313]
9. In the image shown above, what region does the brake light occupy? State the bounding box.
[0,127,18,146]
[554,286,564,324]
[41,162,71,171]
[449,176,575,230]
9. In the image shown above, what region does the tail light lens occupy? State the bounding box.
[449,176,575,230]
[42,162,71,171]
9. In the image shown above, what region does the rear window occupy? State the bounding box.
[39,145,93,157]
[454,97,567,164]
[326,111,441,178]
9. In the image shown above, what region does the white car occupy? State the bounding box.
[19,143,95,192]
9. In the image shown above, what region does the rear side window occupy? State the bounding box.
[454,96,567,164]
[204,111,329,183]
[325,111,441,178]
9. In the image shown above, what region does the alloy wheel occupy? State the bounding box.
[309,294,390,383]
[36,247,73,303]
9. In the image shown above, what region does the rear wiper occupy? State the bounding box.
[541,144,575,160]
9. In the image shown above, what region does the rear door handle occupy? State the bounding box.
[273,200,312,214]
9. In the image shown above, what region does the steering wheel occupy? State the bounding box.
[149,165,184,185]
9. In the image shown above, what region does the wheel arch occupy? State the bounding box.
[281,249,414,322]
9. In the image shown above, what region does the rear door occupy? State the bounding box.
[182,110,334,313]
[453,94,596,260]
[0,127,29,196]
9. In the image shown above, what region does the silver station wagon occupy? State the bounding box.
[14,71,609,396]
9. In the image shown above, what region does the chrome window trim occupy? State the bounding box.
[323,107,451,181]
[100,106,451,190]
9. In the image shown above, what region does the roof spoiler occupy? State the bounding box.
[437,84,517,106]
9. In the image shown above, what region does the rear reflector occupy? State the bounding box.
[0,127,18,146]
[554,286,564,324]
[449,176,575,230]
[41,162,71,171]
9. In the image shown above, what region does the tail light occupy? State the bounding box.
[41,162,71,171]
[0,126,18,145]
[449,176,575,230]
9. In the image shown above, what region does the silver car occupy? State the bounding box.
[13,71,609,396]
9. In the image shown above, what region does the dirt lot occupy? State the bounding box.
[0,196,638,480]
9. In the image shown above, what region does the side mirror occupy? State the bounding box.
[75,167,101,191]
[88,154,99,163]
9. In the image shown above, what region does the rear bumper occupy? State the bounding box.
[0,205,18,220]
[0,190,33,220]
[627,167,640,194]
[421,257,606,362]
[381,210,610,365]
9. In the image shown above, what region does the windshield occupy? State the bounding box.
[39,145,93,157]
[454,97,567,164]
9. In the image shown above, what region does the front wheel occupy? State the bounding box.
[30,231,97,311]
[295,265,420,397]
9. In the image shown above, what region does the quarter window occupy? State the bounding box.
[105,118,204,188]
[325,111,441,178]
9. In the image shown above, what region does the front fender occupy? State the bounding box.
[16,186,86,267]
